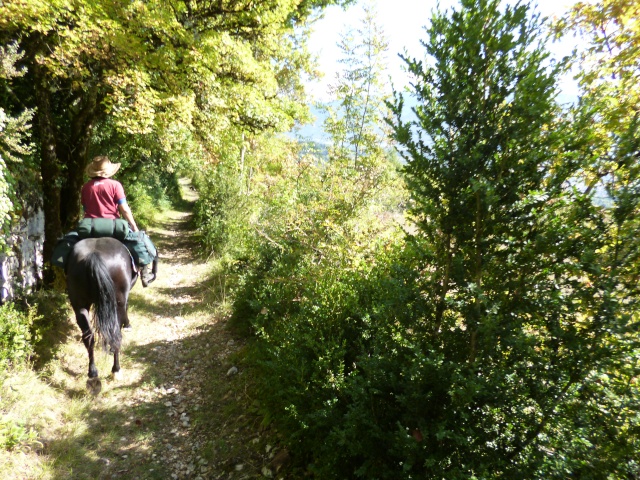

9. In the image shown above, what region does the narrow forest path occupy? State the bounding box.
[4,180,284,480]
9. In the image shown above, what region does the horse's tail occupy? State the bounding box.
[85,252,121,351]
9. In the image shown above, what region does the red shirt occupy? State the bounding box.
[81,178,126,219]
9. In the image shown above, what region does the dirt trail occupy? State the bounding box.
[31,181,281,479]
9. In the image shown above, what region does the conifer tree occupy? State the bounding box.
[388,0,639,475]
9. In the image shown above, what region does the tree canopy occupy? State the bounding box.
[0,0,354,282]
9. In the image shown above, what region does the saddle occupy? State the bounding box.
[52,219,158,274]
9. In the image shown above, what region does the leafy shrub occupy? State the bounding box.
[217,0,640,474]
[220,135,412,475]
[0,417,40,452]
[236,215,640,478]
[192,133,308,264]
[245,235,427,475]
[193,162,254,258]
[0,301,41,367]
[121,166,181,229]
[27,290,72,367]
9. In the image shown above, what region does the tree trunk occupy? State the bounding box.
[33,63,63,287]
[60,85,100,230]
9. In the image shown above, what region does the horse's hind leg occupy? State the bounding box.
[75,308,98,379]
[120,302,131,331]
[76,307,102,395]
[112,349,122,380]
[112,292,128,379]
[117,286,131,331]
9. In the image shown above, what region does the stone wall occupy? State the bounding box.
[0,206,44,303]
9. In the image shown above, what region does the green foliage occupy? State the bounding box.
[321,1,392,168]
[26,290,72,368]
[213,50,406,475]
[0,290,65,370]
[0,41,34,252]
[0,417,40,452]
[530,2,640,474]
[191,129,280,261]
[0,302,41,368]
[218,0,640,477]
[243,235,427,477]
[380,0,640,476]
[0,0,346,284]
[193,161,250,257]
[120,166,181,229]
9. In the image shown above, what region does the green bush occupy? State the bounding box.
[0,301,41,367]
[244,236,425,474]
[236,222,640,478]
[200,126,410,477]
[193,163,253,258]
[192,0,640,474]
[0,417,40,451]
[121,166,181,229]
[191,133,304,263]
[28,290,72,367]
[223,154,416,473]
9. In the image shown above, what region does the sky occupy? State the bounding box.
[305,0,579,102]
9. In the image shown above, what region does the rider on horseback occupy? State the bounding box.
[82,156,156,286]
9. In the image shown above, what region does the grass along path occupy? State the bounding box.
[0,182,285,479]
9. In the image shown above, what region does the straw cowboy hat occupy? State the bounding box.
[85,156,121,178]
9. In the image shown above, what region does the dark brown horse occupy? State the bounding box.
[66,237,138,394]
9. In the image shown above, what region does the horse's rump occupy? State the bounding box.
[67,238,134,350]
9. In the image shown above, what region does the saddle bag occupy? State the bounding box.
[77,218,130,240]
[124,230,158,266]
[51,232,81,268]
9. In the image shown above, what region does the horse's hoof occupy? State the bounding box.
[112,371,122,381]
[86,377,102,396]
[123,325,132,332]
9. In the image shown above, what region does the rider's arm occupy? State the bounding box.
[118,202,139,232]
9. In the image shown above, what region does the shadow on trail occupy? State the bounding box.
[45,319,260,480]
[148,232,199,266]
[127,266,225,320]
